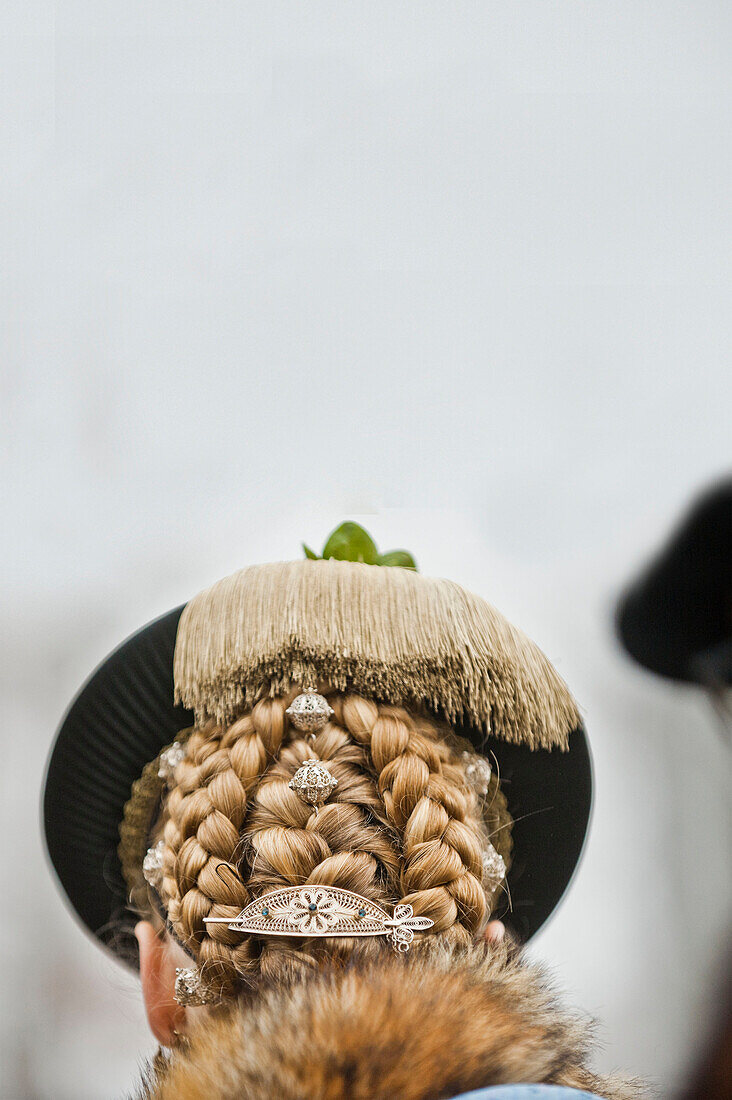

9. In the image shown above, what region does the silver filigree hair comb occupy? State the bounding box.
[205,885,434,953]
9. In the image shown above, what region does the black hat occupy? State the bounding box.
[44,552,592,964]
[617,479,732,686]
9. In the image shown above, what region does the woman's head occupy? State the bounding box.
[136,688,511,1038]
[45,554,613,1096]
[47,555,589,982]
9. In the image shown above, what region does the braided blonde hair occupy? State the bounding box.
[155,691,511,997]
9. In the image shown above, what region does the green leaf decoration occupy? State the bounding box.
[322,522,379,564]
[304,523,417,571]
[376,549,417,570]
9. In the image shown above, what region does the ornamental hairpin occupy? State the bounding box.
[288,758,338,811]
[286,690,334,739]
[158,741,186,785]
[142,839,165,891]
[482,843,507,890]
[461,750,492,798]
[174,967,219,1007]
[205,885,434,953]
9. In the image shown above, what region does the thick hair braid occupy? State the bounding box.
[339,696,487,946]
[162,696,286,990]
[245,712,402,980]
[154,691,498,994]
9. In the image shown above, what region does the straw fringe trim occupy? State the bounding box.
[174,560,580,751]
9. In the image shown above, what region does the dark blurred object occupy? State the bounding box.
[617,479,732,688]
[680,954,732,1100]
[619,482,732,1100]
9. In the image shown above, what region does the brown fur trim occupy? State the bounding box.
[133,941,644,1100]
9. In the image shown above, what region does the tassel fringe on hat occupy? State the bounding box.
[174,559,580,750]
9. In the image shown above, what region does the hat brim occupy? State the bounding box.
[43,608,592,965]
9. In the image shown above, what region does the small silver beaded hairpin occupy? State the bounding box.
[141,740,188,891]
[142,839,165,891]
[461,749,492,798]
[458,752,507,891]
[158,740,186,785]
[174,967,219,1007]
[205,884,434,954]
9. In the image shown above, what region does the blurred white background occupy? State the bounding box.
[2,3,731,1097]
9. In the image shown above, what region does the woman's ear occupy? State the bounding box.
[135,921,187,1046]
[483,920,506,945]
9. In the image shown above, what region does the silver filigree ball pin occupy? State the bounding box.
[286,691,334,738]
[288,759,338,812]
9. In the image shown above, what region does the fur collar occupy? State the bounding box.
[134,941,643,1100]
